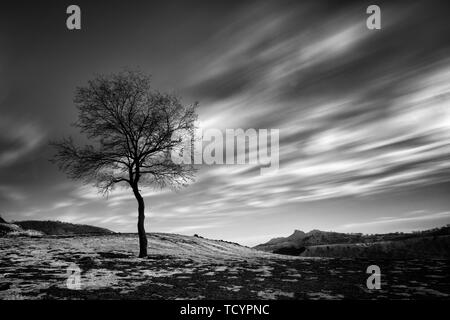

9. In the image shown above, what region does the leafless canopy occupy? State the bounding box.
[51,70,198,194]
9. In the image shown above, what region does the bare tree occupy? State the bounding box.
[51,70,197,257]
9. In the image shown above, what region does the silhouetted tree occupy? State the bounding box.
[51,70,197,257]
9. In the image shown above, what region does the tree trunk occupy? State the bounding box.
[133,187,148,258]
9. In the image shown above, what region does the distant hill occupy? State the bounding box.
[0,219,44,237]
[13,220,115,236]
[0,222,22,235]
[254,225,450,259]
[2,218,114,237]
[254,229,364,252]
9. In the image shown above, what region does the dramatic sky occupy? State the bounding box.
[1,0,449,245]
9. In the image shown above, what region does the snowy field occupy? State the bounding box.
[0,234,448,300]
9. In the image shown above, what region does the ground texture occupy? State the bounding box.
[0,234,448,300]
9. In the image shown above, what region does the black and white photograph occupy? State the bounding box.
[0,0,449,311]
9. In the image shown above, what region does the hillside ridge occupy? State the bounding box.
[254,225,450,258]
[1,219,115,236]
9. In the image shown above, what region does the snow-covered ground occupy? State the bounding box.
[0,234,448,299]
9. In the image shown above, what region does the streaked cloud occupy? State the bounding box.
[0,117,45,167]
[339,211,450,230]
[182,1,450,206]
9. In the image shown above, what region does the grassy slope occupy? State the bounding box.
[1,233,448,299]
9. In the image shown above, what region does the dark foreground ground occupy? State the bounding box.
[0,234,448,300]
